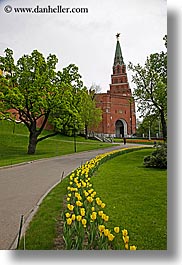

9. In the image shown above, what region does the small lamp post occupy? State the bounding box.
[74,119,77,153]
[148,121,151,140]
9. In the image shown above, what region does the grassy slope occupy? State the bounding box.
[92,149,167,250]
[0,120,114,166]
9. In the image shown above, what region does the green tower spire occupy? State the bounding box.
[114,33,124,66]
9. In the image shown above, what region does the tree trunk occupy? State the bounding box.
[85,124,88,139]
[28,133,38,154]
[160,110,167,141]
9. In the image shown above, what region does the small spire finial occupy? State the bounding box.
[114,33,124,66]
[116,33,120,40]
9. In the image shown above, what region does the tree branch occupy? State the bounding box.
[18,110,31,129]
[37,131,59,143]
[37,110,50,134]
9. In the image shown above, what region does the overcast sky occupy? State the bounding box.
[0,0,167,94]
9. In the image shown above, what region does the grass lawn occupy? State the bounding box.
[0,120,115,167]
[92,149,167,250]
[18,148,167,250]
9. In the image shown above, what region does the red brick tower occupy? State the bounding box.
[94,34,136,137]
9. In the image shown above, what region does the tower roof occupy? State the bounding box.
[114,33,124,66]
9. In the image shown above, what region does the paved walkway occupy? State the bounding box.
[0,144,147,249]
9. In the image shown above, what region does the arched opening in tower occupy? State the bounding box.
[115,120,124,138]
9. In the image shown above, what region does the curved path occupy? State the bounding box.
[0,143,147,249]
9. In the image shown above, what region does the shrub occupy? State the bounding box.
[143,143,167,169]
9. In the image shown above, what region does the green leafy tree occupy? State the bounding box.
[0,49,84,154]
[49,64,85,136]
[49,86,102,138]
[136,115,163,138]
[79,88,102,139]
[49,89,84,136]
[128,35,167,140]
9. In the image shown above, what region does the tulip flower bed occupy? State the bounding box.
[122,139,164,145]
[62,147,146,250]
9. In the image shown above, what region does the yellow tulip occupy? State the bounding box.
[77,195,82,201]
[76,215,82,222]
[91,212,97,220]
[114,227,120,233]
[67,204,74,211]
[88,189,93,194]
[74,177,78,183]
[130,245,137,250]
[125,243,129,250]
[66,218,72,225]
[104,215,109,222]
[65,212,71,218]
[77,183,81,188]
[87,196,93,203]
[122,229,128,236]
[98,225,105,232]
[82,181,86,187]
[96,198,102,206]
[71,214,76,221]
[91,192,96,198]
[82,218,87,227]
[101,213,106,220]
[98,211,103,216]
[76,200,83,207]
[108,233,115,241]
[104,229,109,237]
[84,191,89,197]
[123,235,129,244]
[80,208,85,216]
[101,203,106,208]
